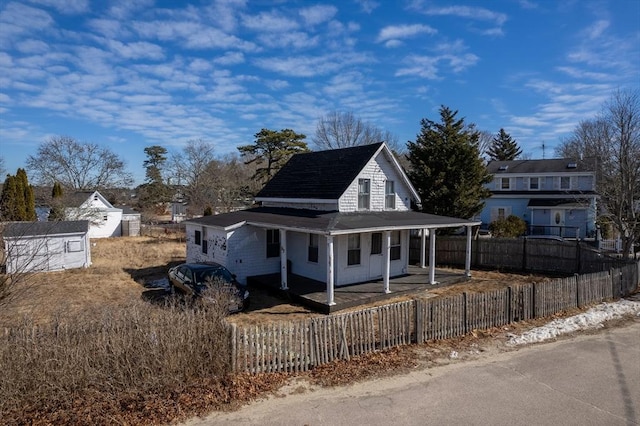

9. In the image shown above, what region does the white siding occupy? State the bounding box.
[334,231,408,286]
[185,224,228,265]
[338,152,412,212]
[226,225,281,284]
[4,233,91,274]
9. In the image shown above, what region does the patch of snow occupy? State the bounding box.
[449,351,458,359]
[508,300,640,346]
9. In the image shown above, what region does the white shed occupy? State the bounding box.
[3,221,91,273]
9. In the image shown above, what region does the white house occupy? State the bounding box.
[184,143,480,306]
[65,191,123,238]
[3,221,91,273]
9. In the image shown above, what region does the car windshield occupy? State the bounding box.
[194,267,233,285]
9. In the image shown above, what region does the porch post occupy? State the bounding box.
[383,230,391,294]
[280,229,288,290]
[465,225,472,277]
[420,228,427,268]
[326,235,335,306]
[429,228,437,285]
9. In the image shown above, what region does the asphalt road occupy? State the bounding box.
[187,322,640,426]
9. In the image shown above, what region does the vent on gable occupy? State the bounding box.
[498,165,509,171]
[567,162,577,169]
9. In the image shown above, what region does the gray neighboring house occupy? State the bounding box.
[3,221,91,273]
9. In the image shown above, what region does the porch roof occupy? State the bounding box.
[185,207,480,235]
[527,198,592,208]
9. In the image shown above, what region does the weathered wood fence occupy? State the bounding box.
[229,262,639,373]
[409,236,635,275]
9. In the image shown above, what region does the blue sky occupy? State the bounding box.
[1,0,639,184]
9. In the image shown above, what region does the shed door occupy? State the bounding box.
[47,239,64,271]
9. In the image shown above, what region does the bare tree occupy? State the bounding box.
[26,136,132,190]
[556,89,640,256]
[169,139,217,216]
[313,111,401,152]
[477,130,493,161]
[0,156,6,178]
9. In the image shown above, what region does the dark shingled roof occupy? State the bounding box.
[3,220,89,238]
[487,158,595,174]
[186,207,478,234]
[257,143,384,199]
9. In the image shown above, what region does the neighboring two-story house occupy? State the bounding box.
[184,143,480,306]
[480,158,598,239]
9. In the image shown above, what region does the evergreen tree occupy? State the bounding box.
[238,128,309,184]
[48,181,65,221]
[407,106,492,220]
[0,169,36,221]
[486,128,522,161]
[138,145,170,209]
[16,168,36,221]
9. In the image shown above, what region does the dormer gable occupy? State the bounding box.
[256,143,419,212]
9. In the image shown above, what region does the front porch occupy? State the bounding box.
[248,265,470,314]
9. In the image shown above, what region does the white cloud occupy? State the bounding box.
[299,5,337,26]
[254,52,371,78]
[258,32,320,49]
[422,5,507,26]
[377,24,437,45]
[15,39,50,54]
[585,19,609,40]
[355,0,380,14]
[26,0,89,14]
[106,40,165,60]
[214,52,245,65]
[241,10,299,32]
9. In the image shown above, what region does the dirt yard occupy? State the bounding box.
[0,235,556,327]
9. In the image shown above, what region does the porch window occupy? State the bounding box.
[385,181,395,209]
[358,179,370,210]
[390,231,401,260]
[501,178,510,190]
[308,234,319,263]
[194,230,201,245]
[266,229,280,258]
[371,232,382,255]
[529,177,539,190]
[560,176,570,190]
[347,234,361,265]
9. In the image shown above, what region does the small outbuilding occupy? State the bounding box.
[2,221,91,273]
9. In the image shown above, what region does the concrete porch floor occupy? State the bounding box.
[247,265,470,314]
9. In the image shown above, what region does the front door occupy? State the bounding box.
[369,232,383,278]
[551,209,565,236]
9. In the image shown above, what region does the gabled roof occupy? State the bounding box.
[3,220,89,238]
[186,207,479,235]
[256,143,413,200]
[66,191,115,208]
[487,158,595,174]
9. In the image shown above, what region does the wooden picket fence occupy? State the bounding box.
[229,262,640,373]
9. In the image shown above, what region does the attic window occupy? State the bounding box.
[567,162,577,169]
[498,165,509,171]
[94,195,99,200]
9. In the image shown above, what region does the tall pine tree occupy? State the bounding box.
[0,169,36,221]
[48,181,65,221]
[486,128,522,161]
[407,106,492,220]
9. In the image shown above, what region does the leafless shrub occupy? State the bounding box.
[0,299,231,422]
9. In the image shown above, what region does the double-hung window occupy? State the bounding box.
[194,230,201,245]
[529,177,539,190]
[390,231,401,260]
[560,176,571,190]
[347,234,361,265]
[308,234,319,263]
[266,229,280,258]
[501,178,510,190]
[358,179,370,210]
[385,181,395,209]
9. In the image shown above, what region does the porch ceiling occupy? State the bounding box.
[186,207,480,235]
